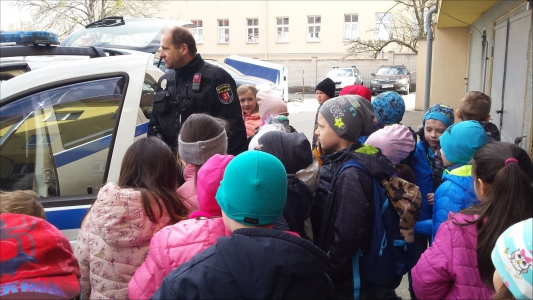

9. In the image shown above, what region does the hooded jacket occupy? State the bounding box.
[151,228,334,299]
[74,182,170,300]
[412,213,493,299]
[432,165,479,240]
[129,155,233,299]
[313,143,395,284]
[176,163,199,213]
[244,112,261,138]
[413,140,435,237]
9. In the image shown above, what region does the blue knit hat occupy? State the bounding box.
[423,103,454,127]
[491,218,533,300]
[371,91,405,124]
[216,151,287,226]
[439,121,488,165]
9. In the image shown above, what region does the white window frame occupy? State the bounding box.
[247,18,259,43]
[344,14,358,41]
[375,13,391,40]
[308,15,321,42]
[192,20,203,44]
[218,19,230,43]
[276,17,289,43]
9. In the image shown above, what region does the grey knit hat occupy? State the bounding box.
[318,95,375,142]
[178,130,227,165]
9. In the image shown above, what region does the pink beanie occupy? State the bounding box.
[190,154,234,219]
[257,89,288,122]
[365,124,415,165]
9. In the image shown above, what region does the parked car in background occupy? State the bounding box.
[370,65,413,95]
[325,66,363,96]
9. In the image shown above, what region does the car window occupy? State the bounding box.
[140,74,158,120]
[326,69,353,77]
[0,77,124,197]
[376,67,405,76]
[205,61,244,77]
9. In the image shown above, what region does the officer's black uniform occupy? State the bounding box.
[148,54,247,156]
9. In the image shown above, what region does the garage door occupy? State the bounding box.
[490,7,532,144]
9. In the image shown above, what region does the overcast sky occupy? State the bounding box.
[1,1,31,31]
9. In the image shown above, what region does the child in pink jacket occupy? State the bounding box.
[129,154,234,299]
[411,142,533,299]
[238,84,261,138]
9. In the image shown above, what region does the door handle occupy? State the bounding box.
[495,110,503,114]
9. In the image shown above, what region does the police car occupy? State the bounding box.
[1,31,165,244]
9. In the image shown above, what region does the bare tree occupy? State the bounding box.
[346,0,437,58]
[10,0,166,38]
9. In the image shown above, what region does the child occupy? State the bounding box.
[177,113,228,213]
[128,154,233,299]
[0,190,46,219]
[257,131,314,239]
[152,151,334,299]
[432,91,501,188]
[312,77,335,149]
[0,213,81,299]
[339,84,372,101]
[75,137,189,300]
[237,84,261,138]
[412,141,533,299]
[256,89,288,124]
[312,95,396,298]
[360,91,406,143]
[491,218,532,300]
[431,121,488,239]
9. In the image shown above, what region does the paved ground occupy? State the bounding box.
[287,92,423,299]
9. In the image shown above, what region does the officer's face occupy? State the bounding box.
[160,32,187,69]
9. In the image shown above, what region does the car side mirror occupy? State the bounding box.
[407,71,412,75]
[371,73,376,76]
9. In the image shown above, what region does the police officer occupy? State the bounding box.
[148,26,247,156]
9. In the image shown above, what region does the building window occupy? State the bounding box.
[308,16,321,42]
[247,18,259,43]
[218,19,230,43]
[276,17,289,43]
[375,13,391,40]
[192,20,203,44]
[344,14,358,41]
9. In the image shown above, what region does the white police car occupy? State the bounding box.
[1,31,164,244]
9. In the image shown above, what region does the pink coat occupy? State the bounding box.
[412,213,494,299]
[75,182,170,300]
[176,163,199,213]
[244,112,261,138]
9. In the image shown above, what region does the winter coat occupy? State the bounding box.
[413,140,435,237]
[151,228,334,299]
[432,165,479,240]
[128,217,230,299]
[411,213,493,299]
[244,112,261,138]
[313,143,395,285]
[285,178,313,239]
[75,182,170,300]
[176,163,198,213]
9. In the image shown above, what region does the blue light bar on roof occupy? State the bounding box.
[0,30,59,46]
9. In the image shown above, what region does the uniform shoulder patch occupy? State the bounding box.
[216,84,234,104]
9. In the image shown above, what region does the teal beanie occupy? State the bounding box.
[216,151,287,226]
[440,120,488,165]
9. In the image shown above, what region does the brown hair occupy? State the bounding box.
[395,164,416,184]
[460,91,491,121]
[117,137,188,225]
[456,141,533,290]
[163,26,197,56]
[0,190,46,220]
[493,283,515,300]
[237,84,259,113]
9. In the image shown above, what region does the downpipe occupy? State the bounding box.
[424,6,437,112]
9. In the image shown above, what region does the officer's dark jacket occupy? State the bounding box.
[148,54,247,155]
[151,228,334,299]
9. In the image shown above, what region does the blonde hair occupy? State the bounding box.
[237,84,259,114]
[0,190,46,219]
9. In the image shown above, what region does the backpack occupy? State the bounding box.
[337,158,418,299]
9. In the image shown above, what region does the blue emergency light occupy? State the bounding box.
[0,30,59,46]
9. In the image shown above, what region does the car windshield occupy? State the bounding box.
[326,69,353,77]
[376,67,405,75]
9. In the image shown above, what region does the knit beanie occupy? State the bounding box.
[439,120,488,165]
[371,91,406,124]
[423,103,455,127]
[216,151,287,226]
[190,154,234,219]
[318,95,375,142]
[257,131,313,174]
[365,124,415,165]
[257,89,288,122]
[178,130,227,165]
[316,78,335,98]
[491,218,533,300]
[340,84,372,101]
